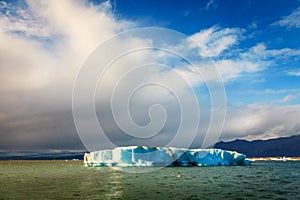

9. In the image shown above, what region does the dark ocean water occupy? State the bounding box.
[0,160,299,200]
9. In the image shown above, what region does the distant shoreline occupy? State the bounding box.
[1,158,300,162]
[247,157,300,161]
[0,160,83,163]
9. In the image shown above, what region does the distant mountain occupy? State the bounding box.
[0,151,86,160]
[214,135,300,157]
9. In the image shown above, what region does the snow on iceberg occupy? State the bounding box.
[84,146,250,167]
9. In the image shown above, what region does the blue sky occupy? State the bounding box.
[0,0,300,150]
[108,0,300,106]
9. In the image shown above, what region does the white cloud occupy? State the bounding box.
[273,7,300,29]
[246,43,300,58]
[163,28,300,85]
[264,88,296,94]
[215,59,261,80]
[173,59,261,86]
[287,69,300,76]
[205,0,217,10]
[280,94,300,103]
[247,22,258,30]
[280,95,295,103]
[0,0,136,92]
[222,104,300,141]
[0,1,51,38]
[189,26,242,57]
[241,43,300,71]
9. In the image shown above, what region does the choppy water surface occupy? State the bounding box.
[0,161,299,199]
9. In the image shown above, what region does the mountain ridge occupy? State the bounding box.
[214,135,300,157]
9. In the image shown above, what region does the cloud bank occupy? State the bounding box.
[273,6,300,29]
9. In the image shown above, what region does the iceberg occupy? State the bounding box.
[84,146,250,167]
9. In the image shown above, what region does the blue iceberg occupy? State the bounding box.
[84,146,250,167]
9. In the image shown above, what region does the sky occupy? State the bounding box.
[0,0,300,151]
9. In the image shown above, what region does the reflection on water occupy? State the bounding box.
[0,160,299,199]
[105,170,123,199]
[77,165,124,199]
